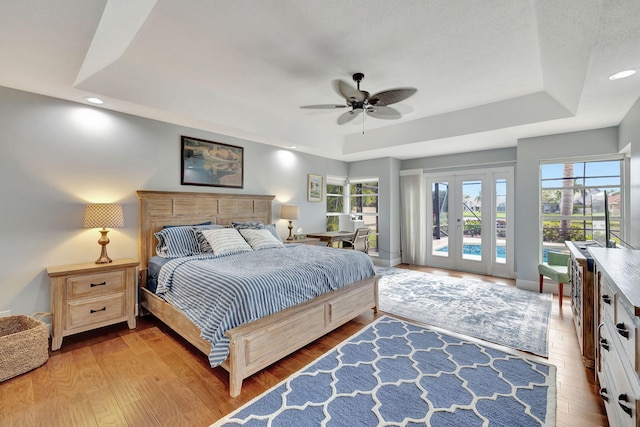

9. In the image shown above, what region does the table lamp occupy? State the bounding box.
[83,203,124,264]
[281,204,299,241]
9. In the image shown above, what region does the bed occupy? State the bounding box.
[137,190,380,396]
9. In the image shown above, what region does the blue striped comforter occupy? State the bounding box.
[156,244,376,367]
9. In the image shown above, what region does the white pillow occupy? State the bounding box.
[239,228,285,250]
[201,228,253,257]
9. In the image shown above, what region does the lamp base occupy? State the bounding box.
[95,229,113,264]
[287,220,294,241]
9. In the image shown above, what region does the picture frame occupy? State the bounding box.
[307,174,323,202]
[181,136,244,188]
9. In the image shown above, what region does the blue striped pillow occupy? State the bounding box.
[154,226,200,258]
[201,228,253,257]
[239,228,284,250]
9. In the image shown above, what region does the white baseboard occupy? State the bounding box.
[371,257,402,268]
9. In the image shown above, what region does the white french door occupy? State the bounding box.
[426,168,514,278]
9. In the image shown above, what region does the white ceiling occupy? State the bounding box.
[1,0,640,161]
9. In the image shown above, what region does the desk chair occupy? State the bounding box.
[342,228,371,253]
[538,251,570,308]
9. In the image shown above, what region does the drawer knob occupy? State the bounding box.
[602,294,611,305]
[90,281,107,287]
[600,387,609,402]
[600,338,609,351]
[618,394,633,417]
[616,323,630,339]
[90,307,106,314]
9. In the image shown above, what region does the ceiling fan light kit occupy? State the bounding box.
[301,72,417,131]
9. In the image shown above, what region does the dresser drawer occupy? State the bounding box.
[66,270,126,299]
[65,293,126,331]
[600,276,616,325]
[602,335,640,427]
[615,300,640,372]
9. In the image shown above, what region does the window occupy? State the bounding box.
[326,177,346,231]
[540,159,623,258]
[350,180,379,253]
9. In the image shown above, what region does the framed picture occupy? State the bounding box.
[307,174,323,202]
[181,136,244,188]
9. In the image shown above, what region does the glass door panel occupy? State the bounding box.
[495,179,507,264]
[432,181,449,258]
[461,180,482,261]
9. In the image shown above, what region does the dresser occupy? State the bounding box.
[47,258,139,350]
[283,237,321,245]
[566,241,596,369]
[591,248,640,426]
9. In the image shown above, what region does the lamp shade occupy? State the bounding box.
[83,203,124,229]
[281,204,299,220]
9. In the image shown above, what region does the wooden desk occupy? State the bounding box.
[306,231,354,247]
[283,237,321,245]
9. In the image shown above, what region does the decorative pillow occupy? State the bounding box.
[201,228,253,257]
[230,221,264,230]
[164,221,211,228]
[192,224,225,253]
[154,226,200,258]
[263,223,283,241]
[239,228,284,250]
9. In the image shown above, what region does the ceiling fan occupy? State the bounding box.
[301,72,417,125]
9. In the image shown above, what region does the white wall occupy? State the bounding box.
[619,96,640,248]
[0,86,348,316]
[515,127,619,288]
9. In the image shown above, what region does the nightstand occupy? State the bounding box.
[47,258,139,351]
[283,237,321,245]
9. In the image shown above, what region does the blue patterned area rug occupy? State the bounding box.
[212,316,556,426]
[376,267,552,357]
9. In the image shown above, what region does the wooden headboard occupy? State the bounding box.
[137,190,275,286]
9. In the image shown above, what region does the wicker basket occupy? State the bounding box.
[0,313,49,382]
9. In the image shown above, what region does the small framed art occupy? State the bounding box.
[307,174,323,202]
[181,136,244,188]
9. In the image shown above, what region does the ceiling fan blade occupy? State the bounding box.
[300,104,348,109]
[366,106,402,120]
[333,80,368,102]
[337,109,362,125]
[368,88,417,106]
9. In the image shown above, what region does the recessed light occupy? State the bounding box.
[609,69,637,80]
[289,145,298,149]
[84,97,104,105]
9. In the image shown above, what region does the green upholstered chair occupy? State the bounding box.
[538,251,570,308]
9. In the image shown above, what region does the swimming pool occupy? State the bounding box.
[437,244,553,262]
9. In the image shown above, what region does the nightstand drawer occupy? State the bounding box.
[66,293,126,330]
[66,271,125,299]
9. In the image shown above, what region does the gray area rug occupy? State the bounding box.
[376,267,552,356]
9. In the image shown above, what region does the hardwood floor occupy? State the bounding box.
[0,265,608,426]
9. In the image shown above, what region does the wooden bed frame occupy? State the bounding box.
[137,190,379,396]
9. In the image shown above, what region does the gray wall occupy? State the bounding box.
[0,86,348,316]
[348,157,401,266]
[515,127,620,287]
[619,96,640,248]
